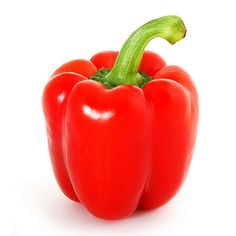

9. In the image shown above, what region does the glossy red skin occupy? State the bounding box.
[42,51,199,219]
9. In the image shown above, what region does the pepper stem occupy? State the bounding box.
[104,15,187,87]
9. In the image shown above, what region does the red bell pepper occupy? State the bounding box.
[42,15,199,219]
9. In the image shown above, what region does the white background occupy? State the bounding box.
[1,0,236,235]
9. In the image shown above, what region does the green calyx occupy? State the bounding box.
[90,68,152,89]
[90,15,187,88]
[90,68,114,89]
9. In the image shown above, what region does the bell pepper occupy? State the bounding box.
[42,15,199,220]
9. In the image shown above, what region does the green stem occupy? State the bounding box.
[104,15,187,87]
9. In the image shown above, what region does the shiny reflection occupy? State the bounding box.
[83,105,114,120]
[58,92,65,103]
